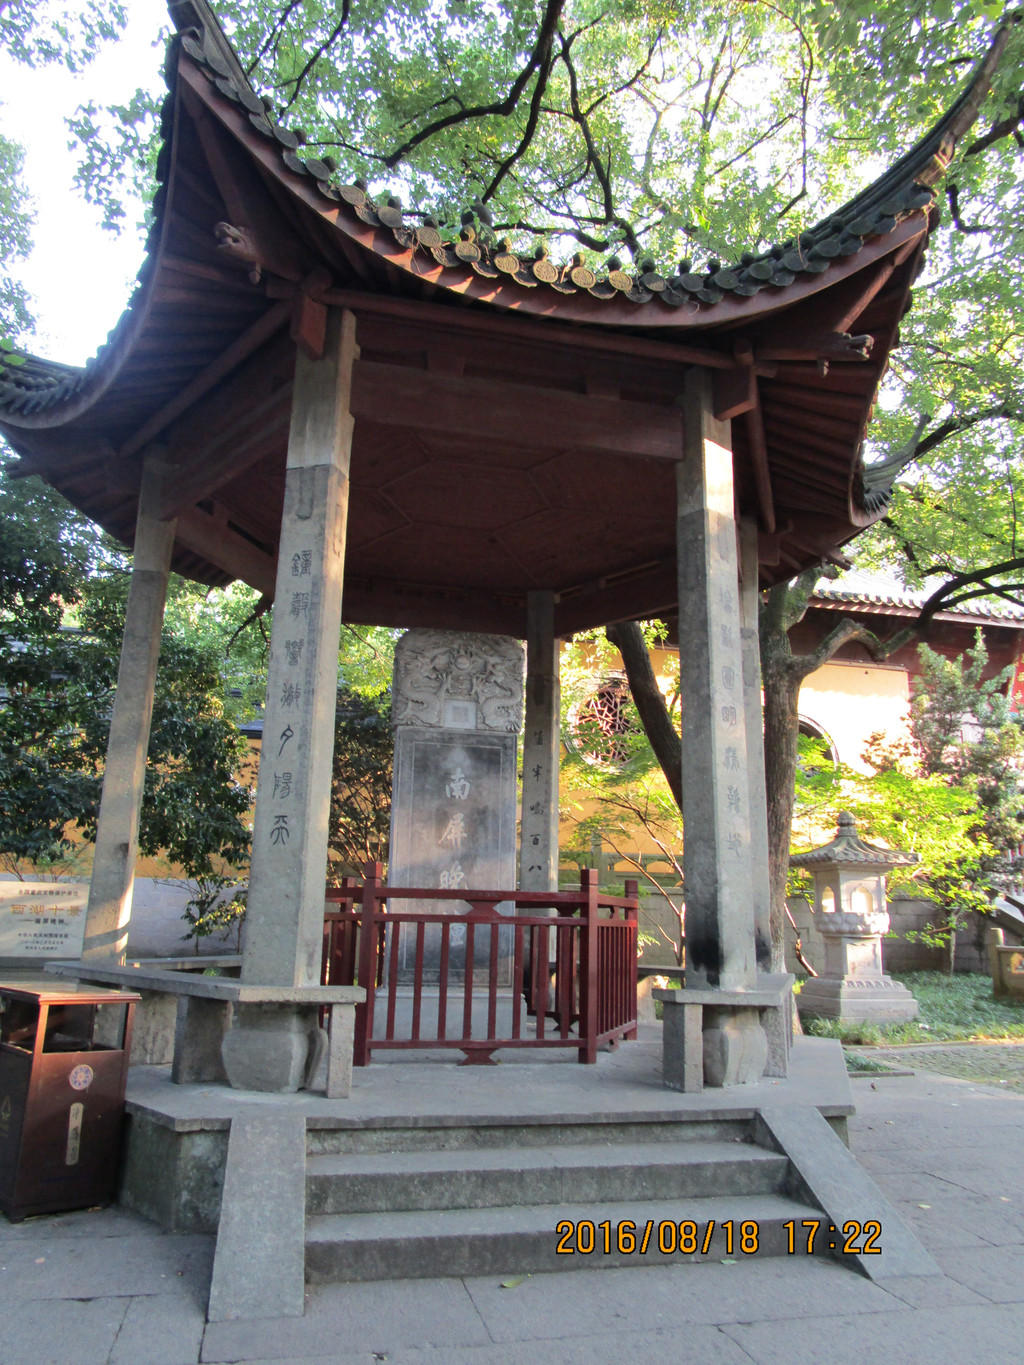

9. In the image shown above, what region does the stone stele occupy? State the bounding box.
[388,630,525,987]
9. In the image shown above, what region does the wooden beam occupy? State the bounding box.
[743,393,776,535]
[341,577,524,634]
[161,389,293,520]
[174,505,277,596]
[312,287,736,371]
[181,88,304,283]
[553,562,678,636]
[160,253,261,292]
[349,360,685,461]
[119,298,292,459]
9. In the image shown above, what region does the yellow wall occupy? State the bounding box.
[797,658,910,773]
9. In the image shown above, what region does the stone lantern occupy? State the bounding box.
[790,812,919,1022]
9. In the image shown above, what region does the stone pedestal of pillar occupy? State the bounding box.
[797,911,918,1023]
[221,1003,324,1093]
[656,977,793,1092]
[702,1005,769,1087]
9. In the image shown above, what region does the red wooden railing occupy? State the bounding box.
[322,863,638,1065]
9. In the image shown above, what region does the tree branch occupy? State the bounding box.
[246,0,303,76]
[277,0,353,113]
[786,555,1024,685]
[481,47,554,203]
[557,30,642,256]
[945,182,991,236]
[493,217,611,252]
[382,0,565,169]
[964,93,1024,157]
[606,620,682,813]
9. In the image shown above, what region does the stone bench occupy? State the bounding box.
[44,962,364,1097]
[654,974,794,1093]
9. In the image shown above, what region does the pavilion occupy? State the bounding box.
[0,0,1009,1097]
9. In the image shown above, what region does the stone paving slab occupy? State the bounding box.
[126,1030,854,1130]
[109,1294,207,1365]
[200,1277,494,1361]
[0,1294,130,1365]
[870,1272,989,1309]
[0,1227,213,1304]
[381,1325,756,1365]
[0,1061,1022,1363]
[0,1204,153,1240]
[720,1303,1024,1365]
[462,1257,902,1339]
[935,1243,1024,1303]
[891,1192,1024,1249]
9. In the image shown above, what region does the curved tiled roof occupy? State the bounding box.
[170,19,999,317]
[813,570,1024,624]
[0,7,1011,632]
[0,17,1007,426]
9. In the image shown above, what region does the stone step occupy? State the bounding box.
[306,1115,753,1157]
[305,1192,828,1283]
[306,1139,787,1214]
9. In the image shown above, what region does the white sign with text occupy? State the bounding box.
[0,882,88,958]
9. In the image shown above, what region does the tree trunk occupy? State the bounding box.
[606,620,683,812]
[943,908,957,975]
[761,646,803,972]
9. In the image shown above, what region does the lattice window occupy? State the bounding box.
[567,676,639,767]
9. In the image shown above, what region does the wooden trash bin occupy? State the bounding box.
[0,984,141,1222]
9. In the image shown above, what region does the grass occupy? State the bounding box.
[801,972,1024,1046]
[841,1048,896,1074]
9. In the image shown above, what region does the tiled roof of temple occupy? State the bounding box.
[814,570,1024,624]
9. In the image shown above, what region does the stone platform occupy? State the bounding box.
[121,1027,852,1235]
[110,1026,940,1320]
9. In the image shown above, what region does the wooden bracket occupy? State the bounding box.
[713,363,757,421]
[290,290,328,361]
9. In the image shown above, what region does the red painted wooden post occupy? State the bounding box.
[579,868,599,1063]
[511,922,524,1039]
[385,925,401,1039]
[353,860,383,1066]
[462,922,476,1039]
[411,919,425,1041]
[624,878,639,1039]
[438,920,451,1041]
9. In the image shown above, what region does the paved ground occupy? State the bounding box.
[860,1041,1024,1093]
[2,1063,1023,1365]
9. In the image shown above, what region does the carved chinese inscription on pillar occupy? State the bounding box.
[261,545,317,864]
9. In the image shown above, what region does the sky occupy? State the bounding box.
[0,0,168,366]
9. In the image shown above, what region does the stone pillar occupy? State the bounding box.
[519,592,560,893]
[739,516,772,972]
[677,367,756,991]
[223,309,357,1092]
[83,454,176,963]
